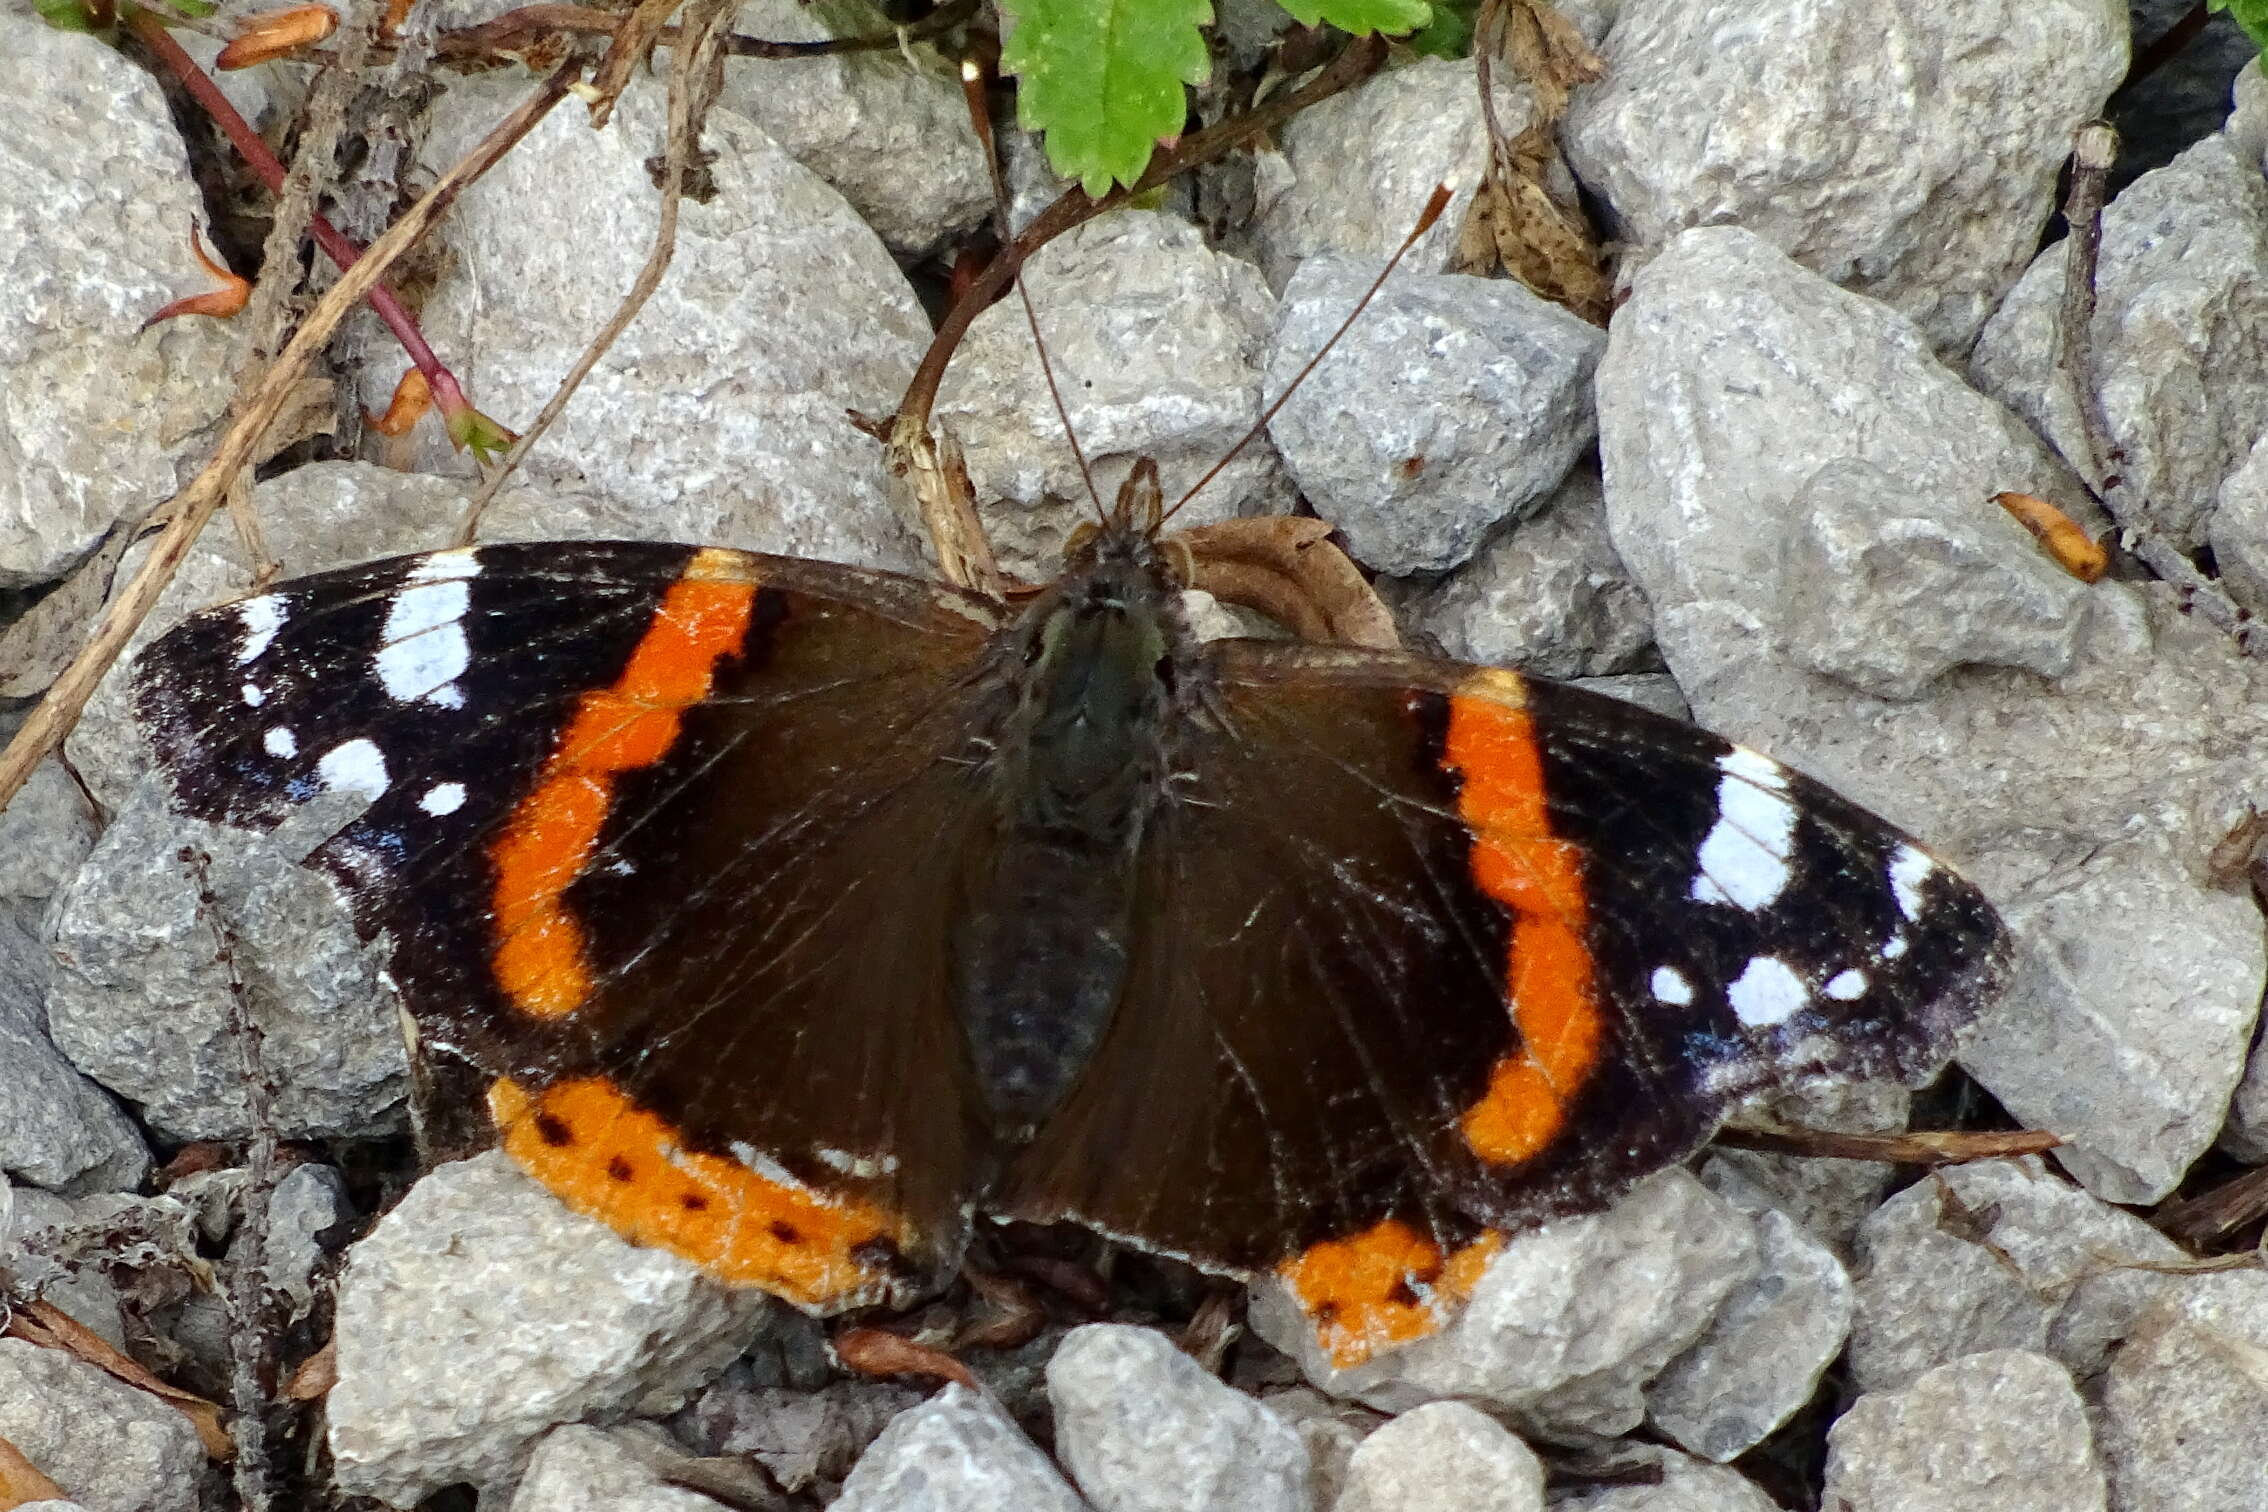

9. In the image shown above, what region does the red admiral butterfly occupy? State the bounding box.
[132,463,2005,1367]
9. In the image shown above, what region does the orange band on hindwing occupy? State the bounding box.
[488,550,758,1018]
[1441,672,1605,1165]
[489,1077,911,1309]
[1276,1218,1504,1368]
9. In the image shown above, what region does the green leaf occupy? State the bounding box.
[1001,0,1215,198]
[32,0,107,32]
[1403,0,1470,57]
[2210,0,2268,53]
[1276,0,1432,39]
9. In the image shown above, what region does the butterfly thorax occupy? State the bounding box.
[955,518,1195,1138]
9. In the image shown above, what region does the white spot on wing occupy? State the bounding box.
[419,782,466,816]
[1691,752,1800,911]
[1824,968,1869,1001]
[235,597,285,664]
[376,562,473,705]
[240,682,265,707]
[1882,933,1909,960]
[1728,956,1809,1028]
[317,738,390,798]
[263,726,297,758]
[1650,965,1695,1005]
[1889,845,1935,922]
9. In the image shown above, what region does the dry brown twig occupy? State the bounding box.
[1713,1123,2062,1165]
[0,62,580,818]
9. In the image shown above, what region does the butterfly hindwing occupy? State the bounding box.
[134,541,1011,1309]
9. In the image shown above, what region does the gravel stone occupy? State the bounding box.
[1384,461,1656,680]
[934,210,1288,577]
[1846,1157,2186,1394]
[834,1385,1089,1512]
[1970,133,2268,552]
[1048,1324,1309,1512]
[1334,1401,1544,1512]
[2096,1271,2268,1512]
[0,1338,203,1512]
[0,13,240,587]
[327,1150,771,1504]
[359,73,930,573]
[1823,1350,2105,1512]
[1646,1198,1851,1462]
[1563,0,2126,353]
[1266,256,1602,575]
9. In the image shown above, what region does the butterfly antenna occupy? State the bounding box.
[1160,180,1457,529]
[960,60,1108,523]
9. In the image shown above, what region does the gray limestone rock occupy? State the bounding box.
[0,905,148,1194]
[1266,257,1603,575]
[326,1150,771,1504]
[0,1338,204,1512]
[934,210,1288,578]
[1048,1324,1309,1512]
[262,1161,351,1323]
[360,73,929,573]
[1563,0,2127,354]
[508,1424,732,1512]
[1846,1156,2186,1394]
[713,0,989,257]
[1777,457,2090,700]
[1970,133,2268,552]
[46,786,408,1142]
[1596,226,2268,1207]
[2224,1021,2268,1164]
[2209,433,2268,618]
[1385,462,1656,680]
[0,14,241,587]
[1334,1401,1544,1512]
[1250,1170,1757,1441]
[0,756,100,903]
[1250,57,1535,290]
[833,1385,1090,1512]
[1822,1350,2105,1512]
[2096,1271,2268,1512]
[1645,1198,1851,1462]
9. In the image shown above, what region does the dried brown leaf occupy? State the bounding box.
[833,1326,981,1389]
[1993,490,2109,582]
[5,1302,234,1461]
[1176,517,1399,651]
[283,1339,338,1402]
[0,1434,67,1510]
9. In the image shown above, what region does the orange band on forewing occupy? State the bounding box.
[1442,674,1605,1165]
[1276,1218,1504,1369]
[490,1076,908,1309]
[489,551,758,1018]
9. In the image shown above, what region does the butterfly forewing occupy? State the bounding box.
[133,542,1011,1309]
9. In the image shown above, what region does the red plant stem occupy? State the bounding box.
[127,5,462,411]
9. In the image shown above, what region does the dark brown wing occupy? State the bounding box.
[135,542,1010,1310]
[998,642,2004,1360]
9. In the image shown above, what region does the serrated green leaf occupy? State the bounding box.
[1276,0,1431,38]
[1002,0,1215,198]
[2210,0,2268,53]
[32,0,106,32]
